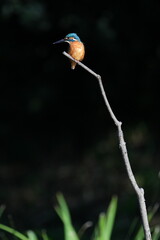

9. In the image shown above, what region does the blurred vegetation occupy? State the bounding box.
[0,0,160,238]
[0,195,160,240]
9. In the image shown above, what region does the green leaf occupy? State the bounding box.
[105,196,118,240]
[55,193,79,240]
[27,230,38,240]
[41,230,50,240]
[0,223,29,240]
[152,226,160,240]
[93,196,118,240]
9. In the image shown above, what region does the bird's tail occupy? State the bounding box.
[71,61,77,70]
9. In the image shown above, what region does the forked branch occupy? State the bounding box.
[63,51,152,240]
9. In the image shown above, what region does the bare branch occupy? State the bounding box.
[62,51,152,240]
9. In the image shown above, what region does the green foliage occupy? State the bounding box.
[0,223,29,240]
[41,230,50,240]
[0,224,50,240]
[27,230,38,240]
[55,193,117,240]
[0,196,160,240]
[54,194,118,240]
[93,196,117,240]
[0,195,117,240]
[126,204,159,240]
[152,226,160,240]
[55,193,80,240]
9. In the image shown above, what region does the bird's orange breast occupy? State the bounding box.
[68,41,85,62]
[68,41,85,69]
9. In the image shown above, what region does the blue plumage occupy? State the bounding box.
[65,33,81,42]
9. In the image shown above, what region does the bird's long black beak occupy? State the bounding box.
[53,39,65,44]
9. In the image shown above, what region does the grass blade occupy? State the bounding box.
[55,193,79,240]
[27,230,38,240]
[42,230,50,240]
[152,226,160,240]
[93,196,118,240]
[105,196,118,240]
[0,223,29,240]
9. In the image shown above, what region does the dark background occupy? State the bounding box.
[0,0,160,238]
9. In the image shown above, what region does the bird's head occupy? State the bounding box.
[53,33,81,45]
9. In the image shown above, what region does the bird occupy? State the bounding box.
[53,33,85,70]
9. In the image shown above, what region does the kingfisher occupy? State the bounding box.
[53,33,85,70]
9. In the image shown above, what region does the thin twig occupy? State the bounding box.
[62,51,152,240]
